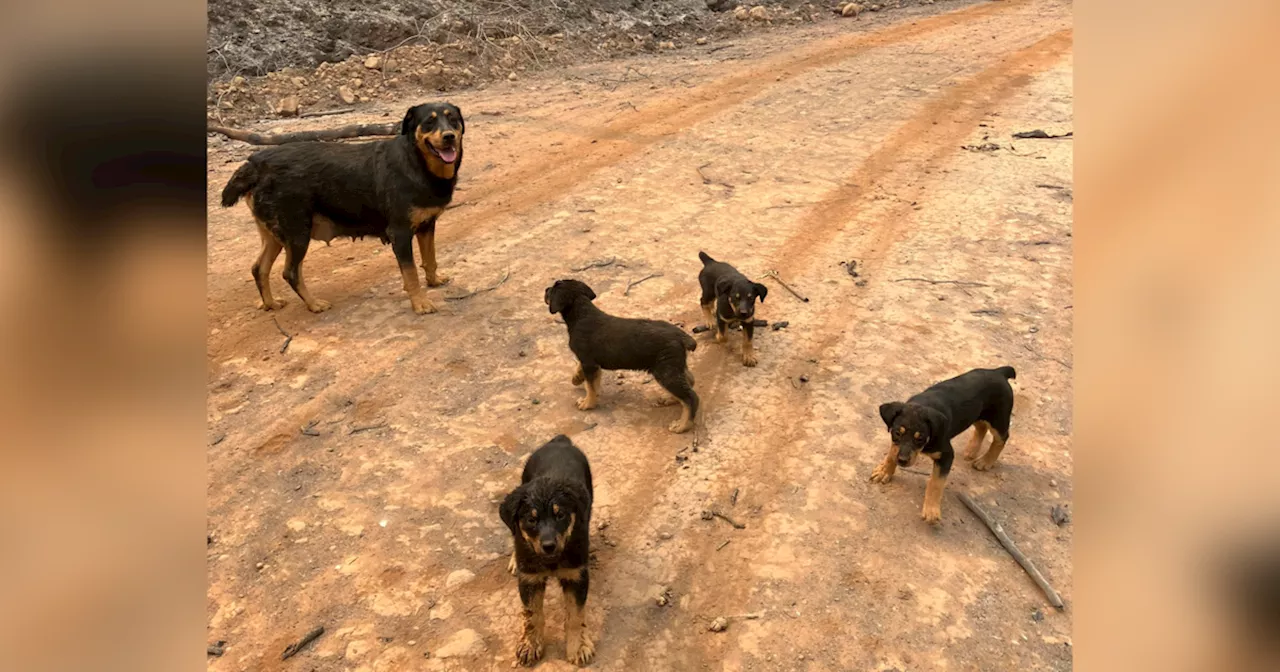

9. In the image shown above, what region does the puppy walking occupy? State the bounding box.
[870,366,1017,523]
[220,102,464,314]
[500,435,595,666]
[546,279,699,433]
[697,251,768,367]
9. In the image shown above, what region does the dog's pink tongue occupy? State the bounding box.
[437,147,458,163]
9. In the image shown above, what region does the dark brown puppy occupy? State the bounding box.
[546,279,699,433]
[697,251,768,367]
[870,366,1016,523]
[220,102,464,314]
[500,435,595,666]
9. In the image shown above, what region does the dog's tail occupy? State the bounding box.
[220,161,259,207]
[681,330,697,352]
[698,251,715,266]
[995,365,1017,380]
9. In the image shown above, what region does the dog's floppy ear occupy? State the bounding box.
[548,285,568,314]
[499,485,525,534]
[562,480,592,527]
[753,282,768,303]
[715,277,732,296]
[583,284,597,302]
[878,401,905,429]
[451,103,465,134]
[921,407,949,444]
[400,106,421,136]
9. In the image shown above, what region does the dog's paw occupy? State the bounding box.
[507,553,517,576]
[258,298,287,311]
[426,272,451,287]
[742,353,758,367]
[569,636,596,666]
[668,419,693,434]
[962,449,980,461]
[409,294,438,315]
[921,504,942,525]
[306,299,332,313]
[714,330,727,344]
[576,397,597,411]
[515,637,544,666]
[972,458,996,472]
[651,396,678,407]
[869,465,894,484]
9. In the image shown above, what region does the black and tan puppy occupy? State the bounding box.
[546,279,699,433]
[220,102,464,314]
[500,435,595,666]
[870,366,1016,523]
[697,251,768,367]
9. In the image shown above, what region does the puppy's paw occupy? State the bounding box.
[921,503,942,525]
[962,448,980,461]
[507,553,517,576]
[742,352,758,367]
[306,299,332,313]
[972,458,996,472]
[569,636,596,666]
[258,298,286,311]
[425,272,451,287]
[515,636,544,666]
[576,397,597,411]
[668,419,693,434]
[714,330,727,344]
[869,465,894,484]
[651,395,678,407]
[409,294,438,315]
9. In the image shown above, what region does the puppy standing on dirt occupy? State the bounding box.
[697,251,768,367]
[499,435,595,666]
[220,102,464,314]
[870,366,1017,523]
[545,278,699,433]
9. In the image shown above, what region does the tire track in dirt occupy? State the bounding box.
[657,27,1074,665]
[207,0,1031,458]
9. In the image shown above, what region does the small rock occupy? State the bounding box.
[1032,608,1044,622]
[1049,479,1058,487]
[434,629,484,658]
[798,374,809,383]
[338,86,356,104]
[709,616,729,632]
[255,562,265,570]
[749,5,768,20]
[231,75,246,87]
[365,54,383,69]
[207,641,226,657]
[855,279,868,287]
[1051,505,1071,526]
[696,37,708,45]
[656,588,671,606]
[445,569,476,589]
[734,5,750,20]
[771,321,789,331]
[351,78,363,88]
[276,95,299,117]
[691,325,710,334]
[660,41,676,49]
[842,3,862,18]
[507,72,519,81]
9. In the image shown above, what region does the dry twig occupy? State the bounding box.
[281,626,325,660]
[571,257,616,272]
[271,317,292,354]
[957,492,1065,609]
[208,123,398,145]
[891,277,990,288]
[764,270,810,303]
[446,268,511,301]
[624,273,663,296]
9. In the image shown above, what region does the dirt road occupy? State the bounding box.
[207,1,1074,669]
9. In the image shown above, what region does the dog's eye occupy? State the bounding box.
[555,508,567,520]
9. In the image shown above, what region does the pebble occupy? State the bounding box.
[696,37,708,45]
[709,616,729,632]
[445,569,476,589]
[338,86,356,104]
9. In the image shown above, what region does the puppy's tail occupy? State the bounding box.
[220,161,259,207]
[681,330,697,352]
[698,251,715,266]
[995,365,1017,380]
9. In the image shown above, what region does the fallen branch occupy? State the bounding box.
[701,509,746,529]
[1021,342,1073,371]
[300,107,355,119]
[445,268,511,301]
[349,423,387,435]
[695,162,734,189]
[892,277,990,288]
[716,539,731,551]
[271,317,293,354]
[571,257,617,272]
[280,625,325,660]
[623,273,663,296]
[1012,129,1073,139]
[957,492,1064,609]
[764,270,810,303]
[208,123,397,145]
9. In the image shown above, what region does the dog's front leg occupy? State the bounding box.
[415,216,450,287]
[515,578,546,666]
[869,441,898,484]
[391,227,436,314]
[561,569,595,665]
[921,454,952,524]
[577,366,601,411]
[741,320,758,367]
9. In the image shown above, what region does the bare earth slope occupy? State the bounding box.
[207,0,1074,669]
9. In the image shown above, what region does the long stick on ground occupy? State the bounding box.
[208,123,398,145]
[764,270,809,302]
[956,492,1064,609]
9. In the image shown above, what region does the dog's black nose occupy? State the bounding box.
[441,131,457,143]
[540,539,558,554]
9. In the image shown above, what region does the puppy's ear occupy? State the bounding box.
[715,277,731,296]
[499,485,525,534]
[878,402,905,429]
[921,407,949,444]
[583,285,597,302]
[400,106,421,136]
[548,286,567,314]
[563,481,592,527]
[753,282,768,303]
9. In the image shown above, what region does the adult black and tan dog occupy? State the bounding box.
[499,435,595,666]
[546,278,699,433]
[220,102,464,314]
[697,251,768,367]
[870,366,1016,523]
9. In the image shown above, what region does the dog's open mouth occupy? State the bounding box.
[429,143,458,164]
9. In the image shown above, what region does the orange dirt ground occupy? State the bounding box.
[207,1,1074,669]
